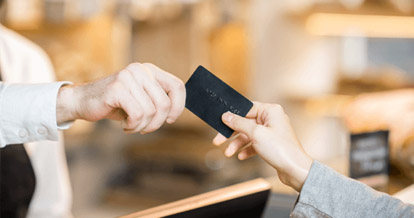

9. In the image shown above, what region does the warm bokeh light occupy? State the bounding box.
[1,1,413,217]
[306,13,414,38]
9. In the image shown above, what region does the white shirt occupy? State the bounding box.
[0,24,73,218]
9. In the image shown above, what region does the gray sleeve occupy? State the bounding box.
[290,161,414,218]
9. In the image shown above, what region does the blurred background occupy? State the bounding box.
[1,0,413,217]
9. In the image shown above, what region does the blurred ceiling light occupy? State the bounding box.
[306,13,414,38]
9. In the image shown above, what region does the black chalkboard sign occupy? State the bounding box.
[118,178,271,218]
[349,130,389,179]
[164,190,270,218]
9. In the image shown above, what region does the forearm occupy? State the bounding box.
[291,161,414,218]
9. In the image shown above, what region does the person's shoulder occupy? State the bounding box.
[0,24,55,82]
[0,24,51,62]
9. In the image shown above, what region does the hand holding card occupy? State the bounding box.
[185,66,253,138]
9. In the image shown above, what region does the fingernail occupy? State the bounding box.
[167,118,175,124]
[140,131,147,135]
[223,112,233,123]
[238,153,246,160]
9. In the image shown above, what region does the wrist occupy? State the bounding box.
[293,154,313,192]
[280,154,313,192]
[56,84,80,124]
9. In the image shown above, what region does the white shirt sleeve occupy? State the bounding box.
[0,81,73,147]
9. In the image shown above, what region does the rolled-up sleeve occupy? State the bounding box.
[291,161,414,218]
[0,82,72,147]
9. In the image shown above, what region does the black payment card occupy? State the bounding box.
[185,66,253,138]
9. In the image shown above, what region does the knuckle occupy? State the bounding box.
[127,62,142,70]
[159,99,171,111]
[103,96,113,107]
[107,80,125,97]
[252,125,265,139]
[147,107,156,117]
[104,83,120,101]
[126,63,145,75]
[143,62,155,69]
[262,103,272,110]
[116,70,130,81]
[172,78,185,91]
[107,80,118,90]
[136,110,144,120]
[132,111,143,121]
[231,118,240,128]
[271,104,284,113]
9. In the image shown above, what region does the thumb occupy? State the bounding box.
[222,112,257,138]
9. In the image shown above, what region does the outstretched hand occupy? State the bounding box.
[213,102,313,192]
[57,63,186,134]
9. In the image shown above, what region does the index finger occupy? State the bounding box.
[214,102,260,144]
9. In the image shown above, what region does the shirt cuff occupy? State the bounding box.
[0,82,72,147]
[57,121,74,130]
[291,160,333,217]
